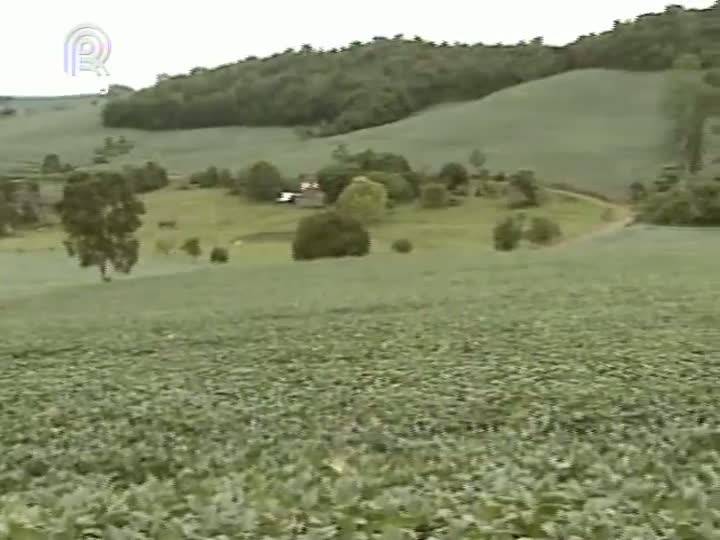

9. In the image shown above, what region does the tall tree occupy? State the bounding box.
[57,171,145,282]
[664,54,703,152]
[684,103,708,174]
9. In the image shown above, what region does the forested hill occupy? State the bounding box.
[102,3,720,135]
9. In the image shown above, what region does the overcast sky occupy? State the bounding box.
[0,0,715,96]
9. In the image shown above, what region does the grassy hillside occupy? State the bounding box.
[2,94,98,112]
[100,4,720,134]
[2,225,720,535]
[0,70,676,197]
[0,186,613,297]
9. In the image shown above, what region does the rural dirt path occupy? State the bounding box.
[545,188,635,249]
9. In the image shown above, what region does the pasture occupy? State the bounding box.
[0,185,616,298]
[0,69,676,198]
[1,225,720,537]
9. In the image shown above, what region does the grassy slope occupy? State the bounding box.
[2,226,720,534]
[0,69,673,196]
[0,187,609,298]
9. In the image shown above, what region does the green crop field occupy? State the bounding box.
[0,69,674,197]
[1,224,720,537]
[4,6,720,534]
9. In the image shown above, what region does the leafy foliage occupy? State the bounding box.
[391,238,413,253]
[241,161,285,202]
[332,146,412,174]
[525,216,563,245]
[439,162,469,191]
[420,183,449,209]
[121,161,169,193]
[628,181,648,203]
[335,176,388,225]
[638,179,720,225]
[180,237,202,259]
[316,164,363,204]
[365,171,414,202]
[101,6,720,134]
[663,51,720,174]
[469,148,487,174]
[209,246,229,263]
[0,180,44,233]
[190,166,233,188]
[316,147,413,204]
[507,169,542,208]
[56,171,145,281]
[493,215,524,251]
[2,229,720,537]
[292,210,370,261]
[93,136,135,163]
[40,153,67,174]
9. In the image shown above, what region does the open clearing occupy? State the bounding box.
[0,186,613,298]
[1,225,719,536]
[0,69,675,198]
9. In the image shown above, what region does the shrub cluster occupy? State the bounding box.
[336,176,388,225]
[507,169,542,208]
[93,136,134,164]
[525,216,563,245]
[439,162,469,191]
[292,211,370,261]
[210,246,229,263]
[420,183,449,209]
[190,166,234,189]
[492,214,562,251]
[181,237,202,259]
[0,179,43,233]
[638,180,720,225]
[41,154,73,174]
[238,161,286,201]
[365,171,414,202]
[392,238,413,253]
[493,216,524,251]
[122,161,169,193]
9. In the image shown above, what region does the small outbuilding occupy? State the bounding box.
[296,180,326,208]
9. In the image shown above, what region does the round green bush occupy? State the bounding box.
[493,216,523,251]
[366,171,414,202]
[336,176,388,224]
[210,246,229,263]
[391,238,413,253]
[420,183,448,209]
[292,211,370,261]
[243,160,285,201]
[525,216,562,245]
[180,237,202,258]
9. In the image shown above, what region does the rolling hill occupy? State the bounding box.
[0,69,676,197]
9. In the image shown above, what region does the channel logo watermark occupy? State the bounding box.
[63,23,111,77]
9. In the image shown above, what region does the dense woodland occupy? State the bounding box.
[102,3,720,135]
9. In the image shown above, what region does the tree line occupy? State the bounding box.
[102,4,720,135]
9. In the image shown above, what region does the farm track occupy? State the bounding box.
[545,187,634,249]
